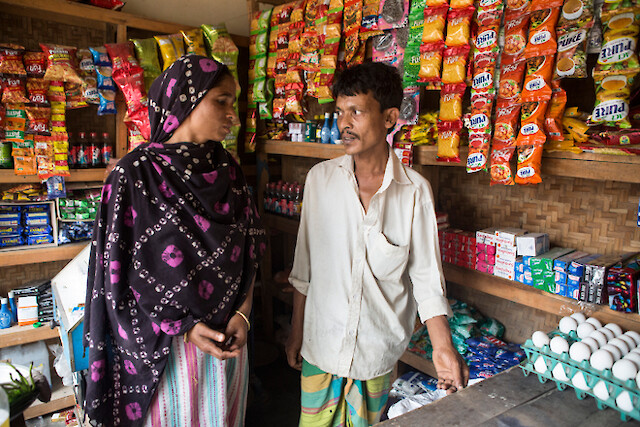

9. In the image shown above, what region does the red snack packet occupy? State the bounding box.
[476,0,505,26]
[40,43,83,85]
[126,108,151,141]
[490,141,516,185]
[26,78,49,105]
[47,81,66,103]
[498,61,526,102]
[112,67,147,114]
[89,0,124,10]
[26,106,51,135]
[437,129,462,162]
[521,55,554,102]
[418,41,445,82]
[2,77,29,104]
[445,7,475,47]
[505,0,531,21]
[23,52,47,78]
[471,57,497,103]
[517,101,548,144]
[523,8,560,59]
[502,16,530,65]
[493,101,521,144]
[0,44,26,76]
[422,6,449,44]
[467,133,491,173]
[104,43,140,73]
[467,98,493,136]
[544,83,567,141]
[530,0,563,11]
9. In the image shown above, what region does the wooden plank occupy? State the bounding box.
[378,368,555,426]
[398,351,438,378]
[263,213,300,235]
[0,325,59,349]
[0,242,87,267]
[23,384,75,420]
[0,169,106,184]
[443,263,640,333]
[261,140,345,159]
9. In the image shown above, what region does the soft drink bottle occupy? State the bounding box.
[274,183,283,213]
[76,132,88,168]
[101,132,112,166]
[281,183,291,216]
[68,132,77,169]
[293,184,302,218]
[90,132,101,167]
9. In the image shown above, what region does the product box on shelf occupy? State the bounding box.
[607,255,640,313]
[554,251,590,273]
[580,253,638,305]
[516,233,550,256]
[554,251,591,298]
[0,201,58,252]
[494,228,528,248]
[476,228,498,273]
[530,248,575,279]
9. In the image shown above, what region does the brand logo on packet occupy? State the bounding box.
[558,30,587,52]
[476,30,497,48]
[480,0,499,6]
[467,153,486,169]
[598,38,636,64]
[521,123,539,135]
[473,72,493,89]
[593,99,627,122]
[517,166,535,178]
[532,31,551,45]
[525,77,545,91]
[469,113,490,130]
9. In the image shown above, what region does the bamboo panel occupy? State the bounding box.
[437,168,640,255]
[0,261,68,296]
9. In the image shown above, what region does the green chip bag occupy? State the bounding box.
[131,37,162,91]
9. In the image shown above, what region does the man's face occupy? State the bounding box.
[336,92,398,157]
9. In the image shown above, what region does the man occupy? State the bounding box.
[285,62,468,427]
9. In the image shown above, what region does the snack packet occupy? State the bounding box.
[422,6,449,44]
[445,7,475,47]
[398,85,420,125]
[437,129,461,162]
[441,45,470,84]
[493,101,521,144]
[517,101,548,144]
[23,52,46,78]
[1,77,29,104]
[378,0,410,30]
[467,134,491,173]
[439,83,466,122]
[593,10,640,79]
[515,143,544,184]
[473,23,501,59]
[0,44,26,76]
[498,61,526,102]
[471,57,497,102]
[490,141,516,185]
[557,0,594,30]
[524,8,560,59]
[131,38,162,91]
[506,0,531,20]
[40,44,83,84]
[477,0,505,26]
[589,73,633,128]
[502,16,530,65]
[154,34,185,71]
[554,27,590,79]
[467,98,493,136]
[545,84,567,140]
[182,29,207,56]
[418,42,445,82]
[521,55,554,102]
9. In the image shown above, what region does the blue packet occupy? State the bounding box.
[27,234,54,245]
[96,67,115,91]
[25,225,52,235]
[89,46,111,67]
[46,176,66,199]
[98,91,117,115]
[0,235,24,247]
[0,225,20,236]
[0,206,21,214]
[24,212,50,226]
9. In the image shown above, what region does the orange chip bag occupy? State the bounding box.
[524,8,560,59]
[505,0,531,21]
[471,57,497,103]
[521,55,554,102]
[498,61,526,102]
[490,141,516,185]
[493,101,521,144]
[441,45,470,84]
[445,7,475,47]
[426,0,448,7]
[517,101,548,144]
[502,16,529,65]
[437,129,461,162]
[451,0,474,8]
[422,6,448,44]
[1,77,29,104]
[515,143,544,184]
[545,84,566,141]
[531,0,563,10]
[0,45,26,76]
[439,83,465,121]
[39,44,83,85]
[418,42,445,81]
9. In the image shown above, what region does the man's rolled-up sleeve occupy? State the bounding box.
[288,173,313,295]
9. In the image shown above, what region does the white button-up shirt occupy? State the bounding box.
[289,149,451,380]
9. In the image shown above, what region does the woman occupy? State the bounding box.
[84,55,266,427]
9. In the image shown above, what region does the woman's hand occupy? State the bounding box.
[185,317,248,360]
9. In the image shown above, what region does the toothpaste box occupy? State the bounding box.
[553,251,590,273]
[516,233,550,256]
[568,253,603,277]
[495,228,528,248]
[530,248,575,278]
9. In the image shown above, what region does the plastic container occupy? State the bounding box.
[7,291,17,324]
[330,112,341,144]
[0,299,11,329]
[320,113,331,144]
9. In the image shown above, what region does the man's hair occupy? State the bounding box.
[332,62,403,111]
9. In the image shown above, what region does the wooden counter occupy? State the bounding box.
[377,367,640,426]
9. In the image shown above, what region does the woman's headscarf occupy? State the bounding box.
[84,55,266,426]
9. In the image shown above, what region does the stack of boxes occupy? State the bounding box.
[530,248,575,293]
[515,233,549,286]
[566,254,602,299]
[552,251,589,298]
[494,229,527,280]
[439,229,476,269]
[607,255,640,313]
[0,202,56,250]
[515,257,533,286]
[475,228,497,274]
[580,253,637,304]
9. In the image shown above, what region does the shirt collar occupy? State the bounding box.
[338,144,412,189]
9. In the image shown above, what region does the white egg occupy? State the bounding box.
[604,323,623,337]
[589,330,608,347]
[581,337,600,353]
[598,327,615,341]
[612,359,638,382]
[569,342,591,362]
[632,347,640,355]
[550,336,570,354]
[586,317,603,329]
[534,355,548,374]
[532,330,550,348]
[625,331,640,347]
[601,344,623,361]
[591,349,615,371]
[616,391,634,413]
[609,338,630,356]
[571,371,591,391]
[570,312,587,323]
[593,380,610,401]
[577,322,596,339]
[624,352,640,367]
[558,316,579,334]
[619,335,637,351]
[636,370,640,389]
[552,363,569,381]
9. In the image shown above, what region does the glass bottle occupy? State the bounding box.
[101,132,113,166]
[90,132,101,168]
[293,184,302,218]
[67,132,76,169]
[76,132,88,168]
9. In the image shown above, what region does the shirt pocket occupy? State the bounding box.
[365,231,409,283]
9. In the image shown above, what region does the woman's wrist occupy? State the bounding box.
[234,310,251,331]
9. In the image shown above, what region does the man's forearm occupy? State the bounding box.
[425,315,454,349]
[292,288,307,333]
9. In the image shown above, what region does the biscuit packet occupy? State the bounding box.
[593,9,640,80]
[589,73,634,128]
[378,0,410,30]
[554,27,590,79]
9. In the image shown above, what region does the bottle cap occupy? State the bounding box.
[0,298,6,304]
[78,132,86,138]
[325,112,330,118]
[90,132,98,138]
[7,291,14,297]
[102,132,110,139]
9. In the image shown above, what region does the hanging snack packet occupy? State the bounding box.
[112,67,147,114]
[517,101,548,144]
[515,143,544,184]
[467,134,491,173]
[362,0,382,32]
[477,0,505,26]
[441,45,470,84]
[498,61,526,102]
[105,43,140,73]
[594,10,640,80]
[601,0,636,22]
[378,0,410,30]
[523,8,560,59]
[418,42,445,82]
[554,27,590,79]
[96,66,115,91]
[64,82,88,109]
[98,90,117,116]
[23,52,47,78]
[445,7,475,47]
[89,46,111,67]
[76,49,95,77]
[5,105,26,143]
[426,0,448,7]
[0,45,26,76]
[502,16,530,65]
[439,83,466,122]
[50,102,66,134]
[557,0,594,30]
[182,29,207,56]
[47,81,65,103]
[344,0,363,65]
[490,141,516,185]
[201,25,240,80]
[25,106,50,135]
[590,74,633,128]
[471,57,497,103]
[422,6,448,44]
[545,84,567,140]
[493,101,521,143]
[398,85,420,125]
[521,55,554,102]
[467,98,493,136]
[40,44,83,85]
[451,0,474,9]
[154,34,185,71]
[473,23,501,59]
[505,0,531,21]
[437,129,462,162]
[131,38,162,92]
[2,77,29,104]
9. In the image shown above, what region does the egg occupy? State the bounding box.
[624,352,640,367]
[570,312,587,323]
[558,316,579,334]
[577,322,596,339]
[552,363,569,381]
[589,330,608,347]
[585,317,603,329]
[624,331,640,347]
[597,327,615,341]
[532,330,550,348]
[593,380,610,401]
[619,335,637,351]
[631,347,640,355]
[590,349,615,371]
[613,359,638,382]
[609,338,630,356]
[601,344,623,361]
[636,370,640,389]
[550,336,570,354]
[616,391,634,413]
[534,355,548,374]
[571,372,591,391]
[581,337,600,353]
[569,342,591,362]
[604,323,623,337]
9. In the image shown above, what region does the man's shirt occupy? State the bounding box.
[289,149,451,380]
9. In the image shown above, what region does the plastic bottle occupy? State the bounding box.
[330,112,341,144]
[101,132,112,166]
[0,386,9,427]
[280,183,290,216]
[320,113,331,144]
[274,183,283,213]
[7,290,17,324]
[90,132,101,168]
[76,132,88,168]
[67,132,76,169]
[293,184,302,218]
[315,115,322,142]
[286,184,295,217]
[0,298,11,329]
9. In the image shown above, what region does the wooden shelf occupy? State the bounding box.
[398,350,438,378]
[263,213,300,235]
[258,140,640,184]
[443,262,640,332]
[0,169,106,184]
[0,242,87,267]
[0,325,59,349]
[24,383,75,420]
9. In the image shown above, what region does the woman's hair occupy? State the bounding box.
[213,66,234,87]
[331,62,403,111]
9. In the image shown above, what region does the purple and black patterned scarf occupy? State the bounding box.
[83,55,266,426]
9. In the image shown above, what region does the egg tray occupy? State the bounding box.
[520,337,640,422]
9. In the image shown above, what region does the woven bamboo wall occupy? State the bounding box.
[436,167,640,255]
[0,261,68,297]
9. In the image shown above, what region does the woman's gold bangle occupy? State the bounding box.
[235,310,251,331]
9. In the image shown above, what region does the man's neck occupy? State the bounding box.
[353,142,389,177]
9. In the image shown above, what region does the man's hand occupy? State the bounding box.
[285,326,303,370]
[432,345,469,394]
